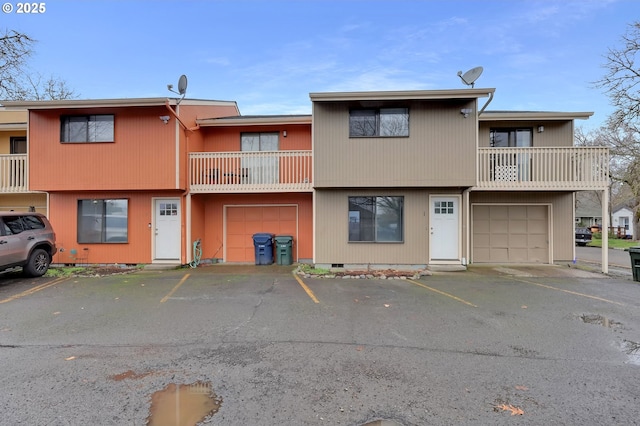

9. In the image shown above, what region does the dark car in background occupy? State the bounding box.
[575,227,593,246]
[0,212,57,277]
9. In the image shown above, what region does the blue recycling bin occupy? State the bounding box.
[252,233,275,265]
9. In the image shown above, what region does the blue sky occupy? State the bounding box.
[2,0,638,129]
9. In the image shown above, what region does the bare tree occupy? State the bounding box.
[0,29,77,100]
[595,22,640,125]
[585,120,640,238]
[0,29,34,99]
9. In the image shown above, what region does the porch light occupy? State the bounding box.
[537,125,544,133]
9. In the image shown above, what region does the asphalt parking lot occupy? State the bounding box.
[0,263,639,425]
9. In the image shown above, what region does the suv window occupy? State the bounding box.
[3,216,26,235]
[22,215,45,230]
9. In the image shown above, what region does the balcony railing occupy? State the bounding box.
[0,154,27,192]
[190,150,313,193]
[477,147,609,190]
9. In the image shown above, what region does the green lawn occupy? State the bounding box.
[587,237,639,249]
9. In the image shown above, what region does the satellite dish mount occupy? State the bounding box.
[167,74,188,103]
[457,66,483,88]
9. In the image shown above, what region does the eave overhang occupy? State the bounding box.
[197,115,311,127]
[309,88,495,102]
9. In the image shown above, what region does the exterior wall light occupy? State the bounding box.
[537,125,544,133]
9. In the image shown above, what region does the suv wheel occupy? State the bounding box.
[24,249,50,277]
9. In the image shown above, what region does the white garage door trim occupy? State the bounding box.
[223,204,299,262]
[471,203,553,264]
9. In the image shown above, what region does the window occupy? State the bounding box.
[348,196,403,242]
[10,136,26,154]
[61,115,114,143]
[349,108,409,137]
[490,128,532,147]
[1,215,44,235]
[77,199,128,243]
[241,132,279,184]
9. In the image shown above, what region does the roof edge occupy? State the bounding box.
[480,111,594,121]
[197,115,311,126]
[309,88,495,102]
[0,97,238,110]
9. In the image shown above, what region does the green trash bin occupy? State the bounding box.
[628,247,640,282]
[274,235,293,265]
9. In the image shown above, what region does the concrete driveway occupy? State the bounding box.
[0,264,639,425]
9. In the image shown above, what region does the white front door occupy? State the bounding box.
[430,196,460,261]
[154,199,181,260]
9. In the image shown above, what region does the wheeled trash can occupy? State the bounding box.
[274,235,294,265]
[628,247,640,282]
[252,233,275,265]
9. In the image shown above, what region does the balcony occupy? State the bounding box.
[0,154,27,192]
[477,147,609,190]
[190,150,313,193]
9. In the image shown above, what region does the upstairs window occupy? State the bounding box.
[349,108,409,137]
[490,128,532,147]
[61,115,114,143]
[10,136,26,154]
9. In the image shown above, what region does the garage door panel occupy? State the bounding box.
[491,248,509,262]
[508,234,528,248]
[226,206,297,263]
[529,249,547,263]
[509,206,527,219]
[492,234,508,247]
[529,234,548,248]
[528,219,547,234]
[490,220,508,233]
[473,205,549,263]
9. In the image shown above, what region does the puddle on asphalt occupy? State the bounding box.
[361,420,404,426]
[147,381,221,426]
[580,314,622,329]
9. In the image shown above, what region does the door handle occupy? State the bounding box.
[27,236,35,240]
[0,240,7,244]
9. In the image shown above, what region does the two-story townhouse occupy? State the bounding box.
[2,98,240,266]
[188,114,314,264]
[0,108,47,212]
[310,89,609,270]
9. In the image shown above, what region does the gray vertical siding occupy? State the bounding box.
[313,100,478,188]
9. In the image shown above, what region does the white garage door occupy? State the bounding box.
[473,205,549,263]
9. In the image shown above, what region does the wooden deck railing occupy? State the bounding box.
[190,150,312,192]
[477,147,609,190]
[0,154,27,192]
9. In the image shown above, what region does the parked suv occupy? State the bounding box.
[575,227,593,247]
[0,212,57,277]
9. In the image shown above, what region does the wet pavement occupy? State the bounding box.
[0,263,639,425]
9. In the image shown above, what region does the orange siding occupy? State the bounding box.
[49,191,183,265]
[29,107,179,191]
[201,124,311,152]
[195,193,313,262]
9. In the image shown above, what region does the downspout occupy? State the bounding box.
[165,99,199,264]
[165,100,199,132]
[478,91,494,115]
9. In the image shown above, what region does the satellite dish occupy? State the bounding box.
[457,66,483,88]
[167,74,188,101]
[177,75,188,96]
